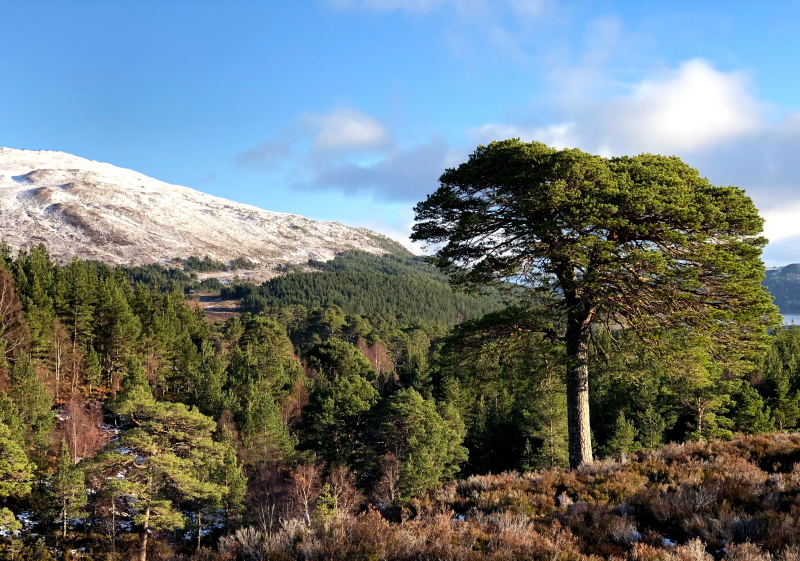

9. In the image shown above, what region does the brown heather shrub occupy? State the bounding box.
[214,434,800,561]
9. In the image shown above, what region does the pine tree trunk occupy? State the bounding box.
[139,506,150,561]
[565,311,593,469]
[62,500,67,539]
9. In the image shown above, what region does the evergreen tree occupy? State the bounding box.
[97,366,227,561]
[377,388,467,501]
[0,392,25,446]
[728,380,774,434]
[413,140,779,467]
[13,245,57,362]
[602,412,641,457]
[761,326,800,429]
[636,405,666,450]
[57,258,96,356]
[94,276,141,391]
[8,352,55,454]
[300,340,379,466]
[217,429,247,532]
[528,372,569,470]
[49,440,88,540]
[0,421,34,532]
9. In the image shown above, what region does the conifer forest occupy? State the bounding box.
[0,237,799,561]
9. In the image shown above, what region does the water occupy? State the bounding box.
[782,314,800,325]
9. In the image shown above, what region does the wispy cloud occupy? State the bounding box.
[236,107,463,202]
[326,0,554,65]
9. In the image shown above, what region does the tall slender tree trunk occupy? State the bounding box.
[139,506,150,561]
[565,311,593,469]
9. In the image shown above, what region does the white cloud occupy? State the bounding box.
[303,108,390,151]
[762,204,800,244]
[472,59,768,156]
[236,107,391,170]
[237,107,462,202]
[466,122,577,149]
[599,59,764,154]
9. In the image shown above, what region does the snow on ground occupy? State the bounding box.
[0,147,400,266]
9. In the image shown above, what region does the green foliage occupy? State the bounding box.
[601,412,641,457]
[0,392,25,447]
[98,370,230,550]
[300,340,379,466]
[413,139,780,467]
[48,441,87,539]
[226,250,512,326]
[181,255,229,272]
[0,421,34,499]
[436,307,567,474]
[0,240,797,558]
[376,388,467,501]
[8,352,54,453]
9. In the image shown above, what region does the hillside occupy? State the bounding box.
[0,147,407,267]
[763,264,800,312]
[224,250,514,325]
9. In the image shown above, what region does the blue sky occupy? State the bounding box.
[2,1,800,264]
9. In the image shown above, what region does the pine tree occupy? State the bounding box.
[94,276,141,392]
[57,258,96,356]
[49,440,88,540]
[0,392,25,446]
[728,380,774,434]
[0,421,34,532]
[300,340,379,466]
[96,366,227,561]
[377,388,467,501]
[8,352,54,455]
[637,405,666,450]
[217,429,246,532]
[13,245,57,362]
[602,412,640,457]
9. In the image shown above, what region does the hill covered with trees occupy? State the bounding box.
[222,250,515,326]
[764,264,800,313]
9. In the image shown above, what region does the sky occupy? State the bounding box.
[1,1,800,265]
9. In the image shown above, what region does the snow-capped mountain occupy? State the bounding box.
[0,147,404,267]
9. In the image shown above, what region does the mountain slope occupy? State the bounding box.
[0,147,407,266]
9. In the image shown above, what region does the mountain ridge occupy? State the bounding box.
[0,147,407,268]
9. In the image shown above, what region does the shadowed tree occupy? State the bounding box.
[412,139,779,467]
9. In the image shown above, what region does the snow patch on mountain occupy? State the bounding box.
[0,147,405,267]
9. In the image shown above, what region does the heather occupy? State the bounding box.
[214,433,800,561]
